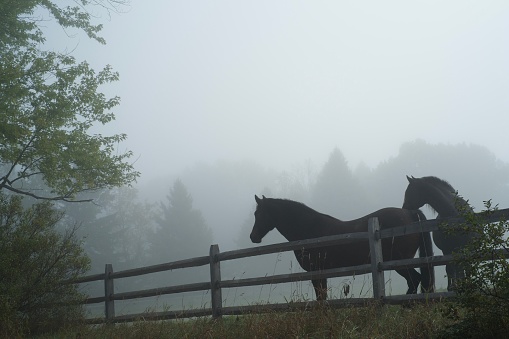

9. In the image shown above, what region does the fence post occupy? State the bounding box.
[104,263,115,321]
[209,244,222,319]
[368,217,385,300]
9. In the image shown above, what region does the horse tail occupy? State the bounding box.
[414,209,435,293]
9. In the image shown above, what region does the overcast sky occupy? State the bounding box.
[49,1,509,182]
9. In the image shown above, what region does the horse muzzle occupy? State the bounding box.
[250,232,262,243]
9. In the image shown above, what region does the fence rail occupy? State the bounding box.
[69,208,509,324]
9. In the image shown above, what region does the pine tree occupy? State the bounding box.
[149,179,213,262]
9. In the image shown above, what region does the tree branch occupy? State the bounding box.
[1,134,37,189]
[2,185,93,203]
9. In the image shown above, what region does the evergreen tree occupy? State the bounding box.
[149,179,213,262]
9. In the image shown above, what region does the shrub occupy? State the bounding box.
[441,200,509,338]
[0,194,90,335]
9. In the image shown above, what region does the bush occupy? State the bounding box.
[441,200,509,338]
[0,194,90,335]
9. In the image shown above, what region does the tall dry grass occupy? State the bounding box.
[35,301,457,339]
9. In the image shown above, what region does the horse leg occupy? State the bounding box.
[435,232,458,291]
[446,263,456,291]
[312,278,327,301]
[396,268,421,294]
[446,262,466,291]
[419,231,435,293]
[441,246,463,291]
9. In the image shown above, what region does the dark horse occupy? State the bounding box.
[403,175,476,291]
[250,195,434,301]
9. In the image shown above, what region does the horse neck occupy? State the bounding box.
[273,213,311,241]
[425,185,464,217]
[272,205,333,241]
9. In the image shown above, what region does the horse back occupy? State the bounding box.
[368,207,419,229]
[342,207,418,232]
[294,207,421,271]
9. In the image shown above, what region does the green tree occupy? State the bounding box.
[0,1,134,334]
[0,193,90,335]
[149,179,213,262]
[0,0,137,202]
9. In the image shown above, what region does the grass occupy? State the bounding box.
[22,257,458,338]
[35,301,458,339]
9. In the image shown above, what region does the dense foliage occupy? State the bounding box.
[0,0,136,202]
[0,194,90,335]
[443,201,509,338]
[0,1,134,335]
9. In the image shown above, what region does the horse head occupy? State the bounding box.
[403,175,427,210]
[250,195,276,243]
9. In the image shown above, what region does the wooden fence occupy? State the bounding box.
[71,208,509,324]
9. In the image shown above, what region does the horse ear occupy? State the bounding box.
[255,195,262,204]
[407,175,416,183]
[262,195,266,199]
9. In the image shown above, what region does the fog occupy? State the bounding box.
[80,0,509,243]
[41,1,509,310]
[54,1,509,180]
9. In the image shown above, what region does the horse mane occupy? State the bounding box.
[264,198,337,220]
[420,176,456,193]
[265,198,315,214]
[418,176,471,213]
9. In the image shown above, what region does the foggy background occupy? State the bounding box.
[40,1,509,315]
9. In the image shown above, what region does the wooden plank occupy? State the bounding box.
[380,254,454,271]
[110,256,210,279]
[383,291,456,304]
[220,264,371,289]
[379,219,440,239]
[64,272,105,284]
[85,255,459,305]
[368,218,385,299]
[111,282,210,301]
[86,292,456,324]
[83,296,106,305]
[87,291,459,324]
[209,244,222,318]
[218,232,369,262]
[478,208,509,223]
[66,256,209,284]
[379,208,509,240]
[85,308,214,324]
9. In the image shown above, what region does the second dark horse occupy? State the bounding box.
[250,196,434,301]
[403,175,476,291]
